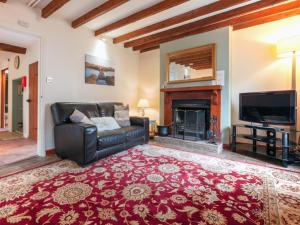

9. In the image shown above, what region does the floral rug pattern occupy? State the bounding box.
[0,144,299,225]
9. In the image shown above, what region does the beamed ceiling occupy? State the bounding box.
[2,0,300,53]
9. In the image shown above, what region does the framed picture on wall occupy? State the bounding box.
[85,54,115,86]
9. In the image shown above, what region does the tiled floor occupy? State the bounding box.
[0,154,59,177]
[0,137,37,166]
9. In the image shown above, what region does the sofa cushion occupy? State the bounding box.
[91,117,120,132]
[97,130,126,150]
[122,126,146,141]
[114,104,130,127]
[70,109,94,125]
[97,102,122,117]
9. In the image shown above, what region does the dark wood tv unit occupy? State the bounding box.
[231,124,291,167]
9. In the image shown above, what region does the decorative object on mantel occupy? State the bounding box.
[85,54,115,86]
[212,70,225,86]
[166,44,216,84]
[137,98,149,116]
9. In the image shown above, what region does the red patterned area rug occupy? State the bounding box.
[0,144,299,225]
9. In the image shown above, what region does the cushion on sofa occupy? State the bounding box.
[70,109,94,125]
[114,104,130,127]
[91,117,121,132]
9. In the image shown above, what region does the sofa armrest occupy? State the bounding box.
[54,123,97,166]
[130,116,149,143]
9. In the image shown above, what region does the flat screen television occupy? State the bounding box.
[239,90,296,126]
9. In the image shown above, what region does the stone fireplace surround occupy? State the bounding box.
[160,85,222,137]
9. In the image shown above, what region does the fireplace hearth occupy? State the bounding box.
[172,99,210,141]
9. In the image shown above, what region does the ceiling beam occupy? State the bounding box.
[0,43,27,54]
[0,0,7,3]
[113,0,248,44]
[124,0,288,48]
[72,0,129,28]
[42,0,70,18]
[94,0,189,36]
[136,1,300,52]
[233,7,300,30]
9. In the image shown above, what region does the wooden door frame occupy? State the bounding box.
[1,68,8,128]
[29,62,38,141]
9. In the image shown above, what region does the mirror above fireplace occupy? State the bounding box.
[166,44,216,84]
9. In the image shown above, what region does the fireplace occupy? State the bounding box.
[161,85,222,141]
[172,99,210,140]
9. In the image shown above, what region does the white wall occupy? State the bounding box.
[231,15,300,125]
[138,49,160,122]
[0,2,140,153]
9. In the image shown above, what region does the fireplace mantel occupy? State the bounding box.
[161,85,222,132]
[160,85,222,93]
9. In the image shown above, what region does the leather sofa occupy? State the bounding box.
[51,102,149,166]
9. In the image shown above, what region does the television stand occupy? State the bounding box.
[231,124,290,167]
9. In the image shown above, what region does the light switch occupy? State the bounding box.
[46,77,54,84]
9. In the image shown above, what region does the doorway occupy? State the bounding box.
[12,78,23,134]
[0,27,41,166]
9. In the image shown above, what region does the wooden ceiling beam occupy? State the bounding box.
[134,0,300,51]
[72,0,129,28]
[0,0,7,3]
[113,0,248,44]
[233,7,300,30]
[95,0,189,36]
[124,0,288,48]
[0,43,27,54]
[42,0,70,18]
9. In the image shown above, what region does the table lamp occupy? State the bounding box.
[137,99,149,117]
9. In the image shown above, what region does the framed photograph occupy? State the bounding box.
[85,54,115,86]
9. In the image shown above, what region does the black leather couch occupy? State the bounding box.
[51,102,149,166]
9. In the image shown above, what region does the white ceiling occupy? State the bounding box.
[9,0,260,39]
[0,27,39,47]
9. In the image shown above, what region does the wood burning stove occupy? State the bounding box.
[172,99,210,141]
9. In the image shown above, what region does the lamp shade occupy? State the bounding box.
[137,99,149,108]
[277,35,300,58]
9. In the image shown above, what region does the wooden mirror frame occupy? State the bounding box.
[166,44,216,84]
